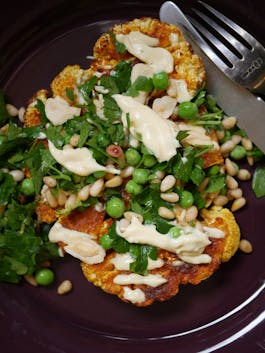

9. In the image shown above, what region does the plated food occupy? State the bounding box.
[0,17,263,306]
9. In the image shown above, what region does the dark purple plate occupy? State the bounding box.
[0,1,265,352]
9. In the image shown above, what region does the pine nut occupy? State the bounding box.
[9,169,25,182]
[185,205,198,222]
[90,178,104,197]
[57,189,67,206]
[226,175,238,189]
[158,206,175,219]
[121,166,134,178]
[222,116,237,130]
[241,137,253,151]
[160,175,176,192]
[24,274,38,287]
[63,144,73,150]
[6,103,18,117]
[237,169,251,181]
[231,197,246,212]
[18,107,25,123]
[220,140,235,154]
[124,211,143,223]
[65,194,77,209]
[231,134,241,145]
[155,170,166,180]
[43,176,57,188]
[57,280,73,295]
[160,192,179,203]
[78,185,90,201]
[70,134,80,147]
[213,195,229,206]
[247,156,254,166]
[225,158,238,176]
[239,239,253,254]
[45,189,58,208]
[105,175,123,188]
[198,177,209,192]
[227,188,243,200]
[216,130,225,141]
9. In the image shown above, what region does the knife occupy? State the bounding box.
[159,1,265,153]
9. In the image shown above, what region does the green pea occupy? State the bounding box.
[35,268,55,286]
[125,148,141,166]
[125,180,143,195]
[100,233,113,249]
[230,145,246,160]
[178,101,198,119]
[168,227,181,238]
[207,165,220,176]
[21,178,35,196]
[152,71,169,90]
[179,190,194,208]
[132,168,149,184]
[106,197,125,218]
[143,154,157,167]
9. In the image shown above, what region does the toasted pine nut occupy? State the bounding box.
[226,175,238,189]
[231,134,241,145]
[105,175,123,188]
[227,187,243,200]
[155,170,166,180]
[237,169,251,181]
[220,140,235,154]
[185,205,198,222]
[198,177,209,192]
[231,197,246,212]
[65,194,77,209]
[57,189,67,206]
[158,206,175,219]
[216,130,225,141]
[124,211,143,223]
[160,175,176,192]
[70,134,80,147]
[222,116,236,130]
[121,166,135,178]
[43,176,57,188]
[239,239,253,254]
[225,158,238,176]
[160,192,179,203]
[45,189,58,208]
[9,169,25,182]
[247,156,254,166]
[78,185,90,201]
[63,144,73,150]
[24,274,38,287]
[213,195,229,206]
[6,103,18,117]
[90,178,104,197]
[57,280,73,295]
[18,107,25,123]
[241,137,253,151]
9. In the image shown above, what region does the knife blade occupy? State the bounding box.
[159,1,265,153]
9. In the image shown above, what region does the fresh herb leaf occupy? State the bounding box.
[110,60,132,92]
[205,175,226,193]
[65,87,75,101]
[35,99,48,124]
[129,244,157,275]
[110,33,127,54]
[103,95,121,121]
[252,166,265,198]
[79,76,98,102]
[0,172,17,206]
[100,76,120,95]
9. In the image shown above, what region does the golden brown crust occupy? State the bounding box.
[24,89,48,127]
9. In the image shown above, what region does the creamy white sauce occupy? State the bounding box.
[113,95,180,162]
[116,31,174,73]
[48,141,120,176]
[117,217,224,265]
[48,222,105,264]
[110,252,164,271]
[152,96,177,119]
[45,96,81,126]
[203,226,225,239]
[114,273,167,287]
[123,286,146,304]
[167,79,192,103]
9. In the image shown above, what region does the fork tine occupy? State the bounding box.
[189,16,238,68]
[192,8,247,56]
[198,1,256,48]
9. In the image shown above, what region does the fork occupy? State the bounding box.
[188,1,265,95]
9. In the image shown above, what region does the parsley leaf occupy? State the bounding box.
[103,95,121,121]
[35,99,48,124]
[110,33,127,54]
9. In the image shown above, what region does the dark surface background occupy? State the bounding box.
[0,1,265,353]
